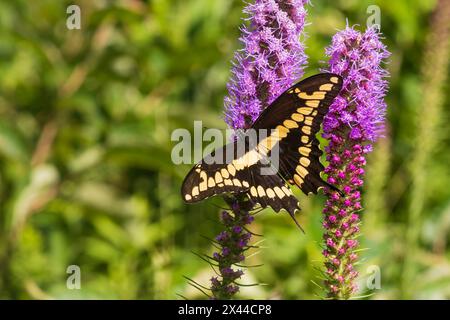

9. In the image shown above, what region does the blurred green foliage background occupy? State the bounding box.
[0,0,449,299]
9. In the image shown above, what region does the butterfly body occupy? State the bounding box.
[181,73,343,223]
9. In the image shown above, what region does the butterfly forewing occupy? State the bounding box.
[253,74,343,195]
[181,73,342,218]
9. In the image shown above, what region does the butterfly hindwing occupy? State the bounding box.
[253,74,343,195]
[246,166,300,215]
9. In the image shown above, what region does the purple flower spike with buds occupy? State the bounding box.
[210,202,254,299]
[321,25,390,299]
[224,0,309,130]
[208,0,310,300]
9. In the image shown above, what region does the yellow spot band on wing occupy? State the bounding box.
[221,168,229,179]
[282,186,291,195]
[319,83,333,91]
[300,157,311,167]
[293,174,303,186]
[227,164,236,176]
[330,76,339,84]
[274,187,285,198]
[299,91,326,100]
[302,126,311,135]
[283,119,298,129]
[276,125,289,137]
[306,100,320,108]
[199,171,207,191]
[291,113,304,122]
[266,188,275,198]
[299,147,311,157]
[297,107,313,115]
[296,165,308,178]
[257,186,266,197]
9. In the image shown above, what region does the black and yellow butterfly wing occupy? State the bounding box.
[181,141,252,202]
[246,167,301,226]
[252,73,343,195]
[181,139,301,219]
[181,73,342,220]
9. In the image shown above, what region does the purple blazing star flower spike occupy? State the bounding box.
[321,25,390,299]
[210,0,309,299]
[224,0,309,130]
[209,206,254,299]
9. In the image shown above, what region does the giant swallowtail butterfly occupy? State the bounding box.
[181,73,343,226]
